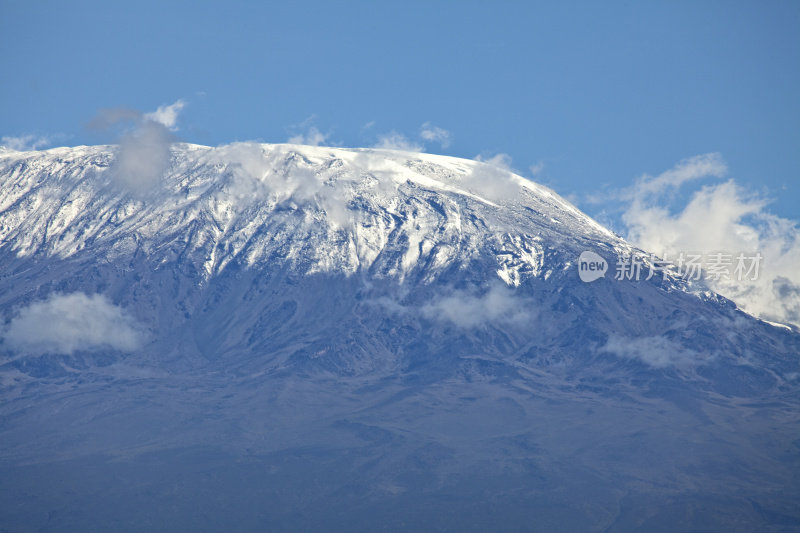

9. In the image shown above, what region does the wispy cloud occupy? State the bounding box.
[2,292,144,355]
[475,153,513,169]
[213,141,355,228]
[0,134,52,151]
[421,282,533,328]
[529,161,545,178]
[618,154,800,327]
[630,153,727,199]
[600,334,712,368]
[369,281,533,329]
[288,126,329,146]
[373,131,423,152]
[287,116,332,147]
[85,107,143,132]
[419,122,451,149]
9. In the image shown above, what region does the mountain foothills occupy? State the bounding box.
[0,144,798,532]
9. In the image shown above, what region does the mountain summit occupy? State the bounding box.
[1,144,798,531]
[0,143,616,280]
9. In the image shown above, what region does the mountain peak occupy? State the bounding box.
[0,143,620,284]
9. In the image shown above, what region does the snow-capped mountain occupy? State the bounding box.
[0,144,798,532]
[0,142,618,281]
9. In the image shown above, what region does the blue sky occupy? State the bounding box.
[1,0,798,224]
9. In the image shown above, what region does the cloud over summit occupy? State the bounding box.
[87,99,187,195]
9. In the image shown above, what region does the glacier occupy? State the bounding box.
[0,143,798,531]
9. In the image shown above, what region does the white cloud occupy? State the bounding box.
[143,99,186,131]
[620,154,800,327]
[419,122,451,149]
[460,153,522,202]
[475,153,513,168]
[373,131,423,152]
[288,126,329,146]
[421,283,533,328]
[2,292,144,355]
[1,134,51,151]
[600,334,712,368]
